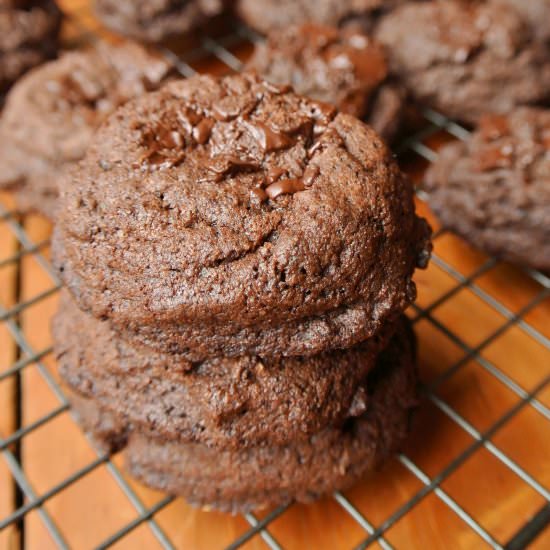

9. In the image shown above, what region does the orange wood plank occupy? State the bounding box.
[0,193,20,550]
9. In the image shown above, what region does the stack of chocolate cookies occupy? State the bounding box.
[52,73,431,512]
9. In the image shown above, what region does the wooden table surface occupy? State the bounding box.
[1,1,549,549]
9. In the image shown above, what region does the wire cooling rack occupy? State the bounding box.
[1,2,549,549]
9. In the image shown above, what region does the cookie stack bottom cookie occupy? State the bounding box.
[60,309,417,513]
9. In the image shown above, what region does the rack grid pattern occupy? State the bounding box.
[0,4,549,549]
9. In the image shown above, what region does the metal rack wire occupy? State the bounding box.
[0,4,549,549]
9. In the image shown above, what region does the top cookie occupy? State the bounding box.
[0,0,61,93]
[54,73,431,360]
[0,42,173,218]
[425,107,550,272]
[376,0,550,125]
[236,0,406,34]
[244,23,405,141]
[94,0,226,42]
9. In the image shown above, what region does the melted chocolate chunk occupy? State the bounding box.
[193,118,215,145]
[266,166,287,184]
[139,118,187,169]
[244,120,295,153]
[259,80,292,95]
[265,178,305,199]
[208,155,262,182]
[250,187,268,203]
[303,164,320,187]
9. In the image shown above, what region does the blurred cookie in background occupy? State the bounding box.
[245,23,406,142]
[236,0,411,35]
[425,107,550,272]
[0,0,61,94]
[494,0,550,43]
[0,42,173,218]
[94,0,227,42]
[376,0,550,125]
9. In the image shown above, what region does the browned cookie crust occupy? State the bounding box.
[494,0,550,43]
[94,0,226,42]
[376,0,550,125]
[236,0,407,35]
[0,0,61,93]
[0,42,173,218]
[53,73,431,360]
[69,318,418,513]
[54,291,404,448]
[244,23,406,141]
[425,108,550,272]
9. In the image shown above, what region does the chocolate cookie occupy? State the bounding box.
[0,0,61,93]
[94,0,226,42]
[425,108,550,272]
[376,0,550,125]
[236,0,407,35]
[69,317,418,513]
[0,42,173,218]
[54,291,403,448]
[244,23,406,141]
[53,73,431,360]
[494,0,550,43]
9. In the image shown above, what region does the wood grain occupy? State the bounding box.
[0,193,19,550]
[1,2,549,549]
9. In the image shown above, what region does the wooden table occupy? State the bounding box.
[0,1,549,548]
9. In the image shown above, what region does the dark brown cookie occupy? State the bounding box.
[0,42,173,218]
[0,0,61,93]
[376,0,550,125]
[94,0,226,42]
[236,0,407,35]
[69,391,129,455]
[494,0,550,43]
[244,23,406,141]
[53,73,431,360]
[69,317,418,513]
[425,107,550,272]
[54,291,402,448]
